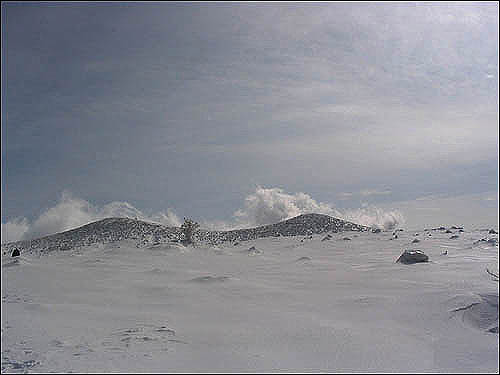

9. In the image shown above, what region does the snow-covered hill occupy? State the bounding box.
[2,214,369,256]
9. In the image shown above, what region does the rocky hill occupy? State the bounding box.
[2,214,369,256]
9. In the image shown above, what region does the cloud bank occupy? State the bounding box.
[1,187,405,243]
[232,187,404,231]
[1,191,181,243]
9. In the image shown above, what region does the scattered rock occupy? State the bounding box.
[396,249,429,264]
[321,234,333,241]
[487,238,498,246]
[246,246,263,255]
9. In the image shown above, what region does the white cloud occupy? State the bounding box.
[234,186,341,227]
[343,206,405,231]
[1,217,30,244]
[232,186,404,230]
[1,191,181,243]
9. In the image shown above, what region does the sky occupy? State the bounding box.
[1,2,498,242]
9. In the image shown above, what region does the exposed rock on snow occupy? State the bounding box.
[296,256,312,262]
[396,249,429,264]
[245,246,263,256]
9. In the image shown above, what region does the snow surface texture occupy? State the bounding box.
[1,215,498,372]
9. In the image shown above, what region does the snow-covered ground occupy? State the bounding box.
[2,226,498,372]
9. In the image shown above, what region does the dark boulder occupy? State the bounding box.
[11,249,20,257]
[396,249,429,264]
[412,239,420,243]
[489,229,498,235]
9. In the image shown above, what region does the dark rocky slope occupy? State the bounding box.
[2,213,369,256]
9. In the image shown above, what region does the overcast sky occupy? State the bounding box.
[1,2,498,240]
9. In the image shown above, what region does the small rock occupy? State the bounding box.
[450,235,459,239]
[246,246,262,255]
[487,238,498,246]
[396,249,429,264]
[489,229,498,235]
[445,229,452,234]
[412,239,420,244]
[342,237,351,241]
[372,228,382,233]
[321,234,333,241]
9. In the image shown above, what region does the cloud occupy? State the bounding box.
[233,186,341,227]
[1,217,30,244]
[343,206,405,231]
[1,191,181,243]
[360,189,392,197]
[1,187,406,244]
[232,186,404,230]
